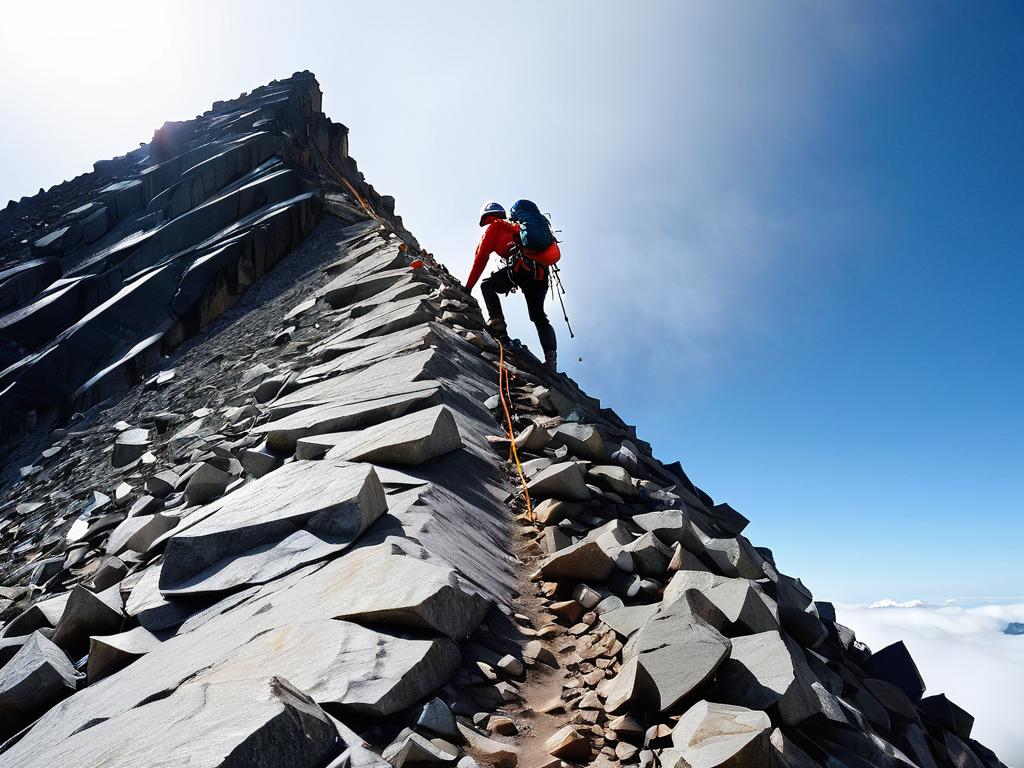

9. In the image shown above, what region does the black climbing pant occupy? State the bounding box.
[480,267,557,354]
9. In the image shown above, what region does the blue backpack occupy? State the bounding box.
[509,199,556,252]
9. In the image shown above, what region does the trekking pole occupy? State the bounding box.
[551,266,575,339]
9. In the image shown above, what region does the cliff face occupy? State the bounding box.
[0,76,1009,768]
[0,71,414,446]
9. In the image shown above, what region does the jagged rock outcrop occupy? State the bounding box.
[0,74,1009,768]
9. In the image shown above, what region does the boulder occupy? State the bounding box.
[323,405,463,465]
[716,630,795,710]
[527,461,590,502]
[545,725,591,761]
[0,632,79,736]
[549,423,604,461]
[87,625,161,683]
[191,619,460,716]
[918,693,974,740]
[710,503,749,536]
[145,469,180,498]
[864,641,926,702]
[184,461,233,505]
[514,424,552,453]
[539,540,615,581]
[664,701,771,768]
[112,428,149,468]
[587,464,638,498]
[863,678,918,722]
[16,676,342,768]
[160,461,386,595]
[51,583,124,650]
[618,532,671,576]
[382,730,459,767]
[663,570,779,634]
[417,697,459,739]
[533,498,583,525]
[600,604,659,639]
[611,602,730,713]
[105,512,179,556]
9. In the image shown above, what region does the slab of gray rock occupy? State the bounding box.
[161,460,385,598]
[323,404,463,465]
[161,460,386,595]
[587,465,638,498]
[716,630,795,710]
[618,531,671,576]
[193,618,459,716]
[526,461,590,502]
[600,603,659,638]
[663,701,771,768]
[710,502,750,536]
[145,469,180,498]
[549,423,604,461]
[184,461,233,505]
[539,539,615,581]
[918,692,974,740]
[297,543,489,639]
[105,512,179,556]
[864,640,926,702]
[0,631,79,736]
[111,427,149,468]
[664,570,779,634]
[383,729,459,767]
[51,583,124,650]
[417,697,459,739]
[87,625,161,683]
[18,676,342,768]
[610,602,731,713]
[632,509,704,554]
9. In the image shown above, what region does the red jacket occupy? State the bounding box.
[466,218,561,291]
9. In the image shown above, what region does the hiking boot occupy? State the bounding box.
[487,318,508,340]
[543,349,557,373]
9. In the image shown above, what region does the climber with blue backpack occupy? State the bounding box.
[465,200,561,372]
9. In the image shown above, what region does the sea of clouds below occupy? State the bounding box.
[835,600,1024,767]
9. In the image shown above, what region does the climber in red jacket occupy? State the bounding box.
[465,201,561,372]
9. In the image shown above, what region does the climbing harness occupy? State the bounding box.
[497,340,535,525]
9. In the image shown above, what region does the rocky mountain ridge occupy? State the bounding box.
[0,74,1010,768]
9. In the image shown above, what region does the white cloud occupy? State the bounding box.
[836,601,1024,766]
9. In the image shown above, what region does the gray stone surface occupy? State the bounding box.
[184,461,232,504]
[540,539,615,581]
[17,676,342,768]
[50,583,124,650]
[664,570,779,634]
[160,460,386,594]
[549,423,604,461]
[111,428,149,467]
[587,465,638,498]
[417,697,459,739]
[323,404,463,465]
[87,625,161,683]
[918,692,974,739]
[665,701,771,768]
[613,602,731,713]
[864,640,926,702]
[717,630,795,710]
[526,461,591,502]
[0,631,79,735]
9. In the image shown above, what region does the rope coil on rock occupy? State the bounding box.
[498,341,534,525]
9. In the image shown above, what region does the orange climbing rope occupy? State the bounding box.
[498,341,534,525]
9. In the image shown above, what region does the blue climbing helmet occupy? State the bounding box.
[478,200,506,226]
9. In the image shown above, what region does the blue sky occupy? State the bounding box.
[1,1,1021,604]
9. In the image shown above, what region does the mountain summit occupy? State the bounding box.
[0,74,1009,768]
